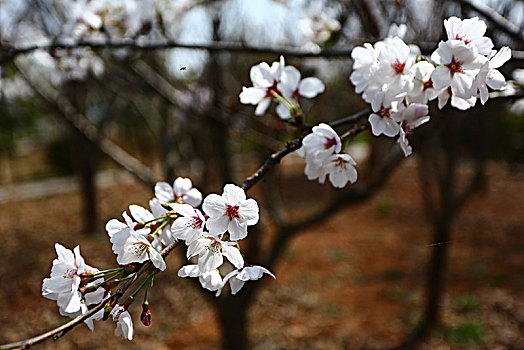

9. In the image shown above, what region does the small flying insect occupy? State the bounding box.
[180,66,187,71]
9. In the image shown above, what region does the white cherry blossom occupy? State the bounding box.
[430,40,486,99]
[111,305,134,341]
[171,203,206,244]
[202,184,259,241]
[186,234,244,273]
[296,123,341,165]
[110,226,166,271]
[239,56,285,115]
[219,266,275,296]
[155,177,202,207]
[444,16,494,56]
[276,65,325,119]
[320,154,358,188]
[42,244,104,328]
[474,47,511,104]
[369,92,401,137]
[375,36,415,98]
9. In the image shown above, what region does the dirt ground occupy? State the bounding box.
[0,158,523,349]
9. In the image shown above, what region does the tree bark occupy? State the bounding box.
[215,294,251,350]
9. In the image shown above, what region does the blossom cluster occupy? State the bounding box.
[297,123,358,188]
[350,16,511,156]
[239,57,360,189]
[239,56,325,119]
[42,177,273,340]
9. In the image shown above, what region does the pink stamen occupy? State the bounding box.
[447,57,464,74]
[324,137,337,149]
[226,204,240,220]
[391,58,406,74]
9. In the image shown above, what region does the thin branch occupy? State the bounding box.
[14,58,157,188]
[3,38,523,64]
[328,108,372,128]
[242,138,303,191]
[265,146,404,267]
[455,0,524,46]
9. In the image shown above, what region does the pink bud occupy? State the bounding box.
[141,302,151,326]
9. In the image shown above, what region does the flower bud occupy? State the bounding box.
[161,203,172,210]
[123,264,137,275]
[103,301,114,321]
[134,222,146,230]
[141,301,151,326]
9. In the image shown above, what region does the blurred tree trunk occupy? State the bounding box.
[65,80,98,233]
[399,110,487,349]
[215,293,251,350]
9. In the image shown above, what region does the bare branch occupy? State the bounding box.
[3,38,523,64]
[242,138,303,191]
[14,58,157,188]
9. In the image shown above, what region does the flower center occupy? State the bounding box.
[333,156,349,168]
[391,58,406,74]
[190,216,203,229]
[324,137,337,149]
[423,78,433,90]
[266,79,281,97]
[377,106,391,118]
[129,242,148,258]
[447,57,464,74]
[455,34,471,45]
[226,204,240,220]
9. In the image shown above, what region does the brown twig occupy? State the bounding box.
[242,138,304,191]
[14,58,157,188]
[2,38,523,64]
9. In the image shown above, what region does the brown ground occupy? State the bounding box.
[0,158,523,349]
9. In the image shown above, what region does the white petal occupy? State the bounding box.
[228,219,248,241]
[172,203,196,217]
[198,249,223,272]
[155,182,174,203]
[239,87,267,105]
[223,184,246,204]
[202,193,226,216]
[276,102,291,119]
[206,215,229,235]
[222,245,244,269]
[229,277,245,295]
[298,77,325,98]
[183,188,202,207]
[240,198,259,225]
[178,264,201,278]
[129,205,153,223]
[254,97,271,116]
[173,178,192,197]
[431,66,452,90]
[486,69,506,90]
[149,247,166,271]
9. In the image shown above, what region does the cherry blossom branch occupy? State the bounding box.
[265,146,404,267]
[455,0,524,46]
[14,58,157,188]
[1,241,181,350]
[2,39,523,64]
[242,138,303,191]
